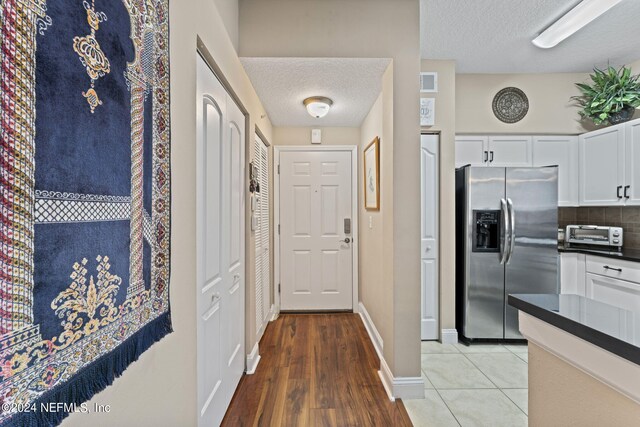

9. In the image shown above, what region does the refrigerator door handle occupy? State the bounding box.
[506,198,516,264]
[500,198,509,265]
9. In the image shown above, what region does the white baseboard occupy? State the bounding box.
[359,302,424,400]
[378,357,395,401]
[378,354,425,400]
[441,328,458,344]
[358,302,383,359]
[245,342,261,375]
[269,304,278,321]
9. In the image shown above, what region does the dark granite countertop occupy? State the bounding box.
[558,243,640,263]
[508,293,640,365]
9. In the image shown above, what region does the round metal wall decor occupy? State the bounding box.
[492,87,529,123]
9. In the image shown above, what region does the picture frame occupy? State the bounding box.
[363,137,380,211]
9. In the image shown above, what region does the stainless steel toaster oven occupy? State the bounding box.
[565,225,623,248]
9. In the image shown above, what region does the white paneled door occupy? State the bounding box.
[196,55,245,427]
[421,134,439,340]
[279,150,353,310]
[254,134,271,339]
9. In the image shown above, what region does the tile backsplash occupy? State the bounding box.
[559,207,640,249]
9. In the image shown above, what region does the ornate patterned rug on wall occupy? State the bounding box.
[0,0,171,425]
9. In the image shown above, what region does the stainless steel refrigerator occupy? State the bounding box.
[455,166,559,341]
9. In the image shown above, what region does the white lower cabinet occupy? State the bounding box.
[559,252,586,295]
[585,273,640,313]
[561,253,640,313]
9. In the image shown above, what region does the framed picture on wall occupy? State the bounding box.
[364,137,380,211]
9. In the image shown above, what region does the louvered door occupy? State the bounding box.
[254,134,270,339]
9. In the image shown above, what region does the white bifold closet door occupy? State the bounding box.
[421,134,439,340]
[196,55,245,427]
[255,134,271,339]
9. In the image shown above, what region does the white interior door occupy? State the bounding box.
[254,134,271,339]
[421,134,439,340]
[279,150,353,310]
[196,55,245,427]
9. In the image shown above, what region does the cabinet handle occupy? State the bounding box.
[484,151,488,162]
[489,151,494,163]
[625,185,630,199]
[603,265,622,272]
[617,185,623,199]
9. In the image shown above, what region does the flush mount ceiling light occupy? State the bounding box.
[303,96,333,118]
[532,0,623,49]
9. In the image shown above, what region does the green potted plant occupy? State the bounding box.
[572,65,640,126]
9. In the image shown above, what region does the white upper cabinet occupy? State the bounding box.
[533,136,579,206]
[579,123,626,206]
[487,136,532,167]
[625,119,640,205]
[455,135,532,168]
[455,136,488,167]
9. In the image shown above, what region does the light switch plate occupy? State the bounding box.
[311,129,322,144]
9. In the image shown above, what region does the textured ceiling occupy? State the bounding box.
[421,0,640,73]
[240,57,391,127]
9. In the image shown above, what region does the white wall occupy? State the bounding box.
[62,0,272,424]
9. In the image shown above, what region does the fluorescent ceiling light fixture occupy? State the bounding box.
[303,96,333,118]
[532,0,623,49]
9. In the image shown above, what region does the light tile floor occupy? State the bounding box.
[404,341,528,427]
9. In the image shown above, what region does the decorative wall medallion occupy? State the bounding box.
[492,87,529,123]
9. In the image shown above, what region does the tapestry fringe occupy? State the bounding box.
[1,312,172,427]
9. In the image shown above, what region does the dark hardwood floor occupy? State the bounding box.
[221,313,413,426]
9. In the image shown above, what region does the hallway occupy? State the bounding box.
[221,314,412,426]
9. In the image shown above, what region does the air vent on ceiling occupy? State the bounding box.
[420,72,438,93]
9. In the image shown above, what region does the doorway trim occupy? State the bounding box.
[274,145,359,314]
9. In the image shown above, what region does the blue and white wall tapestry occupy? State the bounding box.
[0,0,171,425]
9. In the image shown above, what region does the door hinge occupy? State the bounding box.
[278,283,281,294]
[278,224,280,234]
[277,164,280,174]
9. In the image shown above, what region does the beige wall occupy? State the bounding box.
[63,0,272,424]
[358,74,393,354]
[456,72,592,134]
[274,127,360,146]
[239,0,421,377]
[213,0,239,51]
[529,343,640,426]
[421,60,456,332]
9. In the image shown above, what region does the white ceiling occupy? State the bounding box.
[421,0,640,73]
[240,57,391,127]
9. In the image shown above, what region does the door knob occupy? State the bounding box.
[339,237,351,244]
